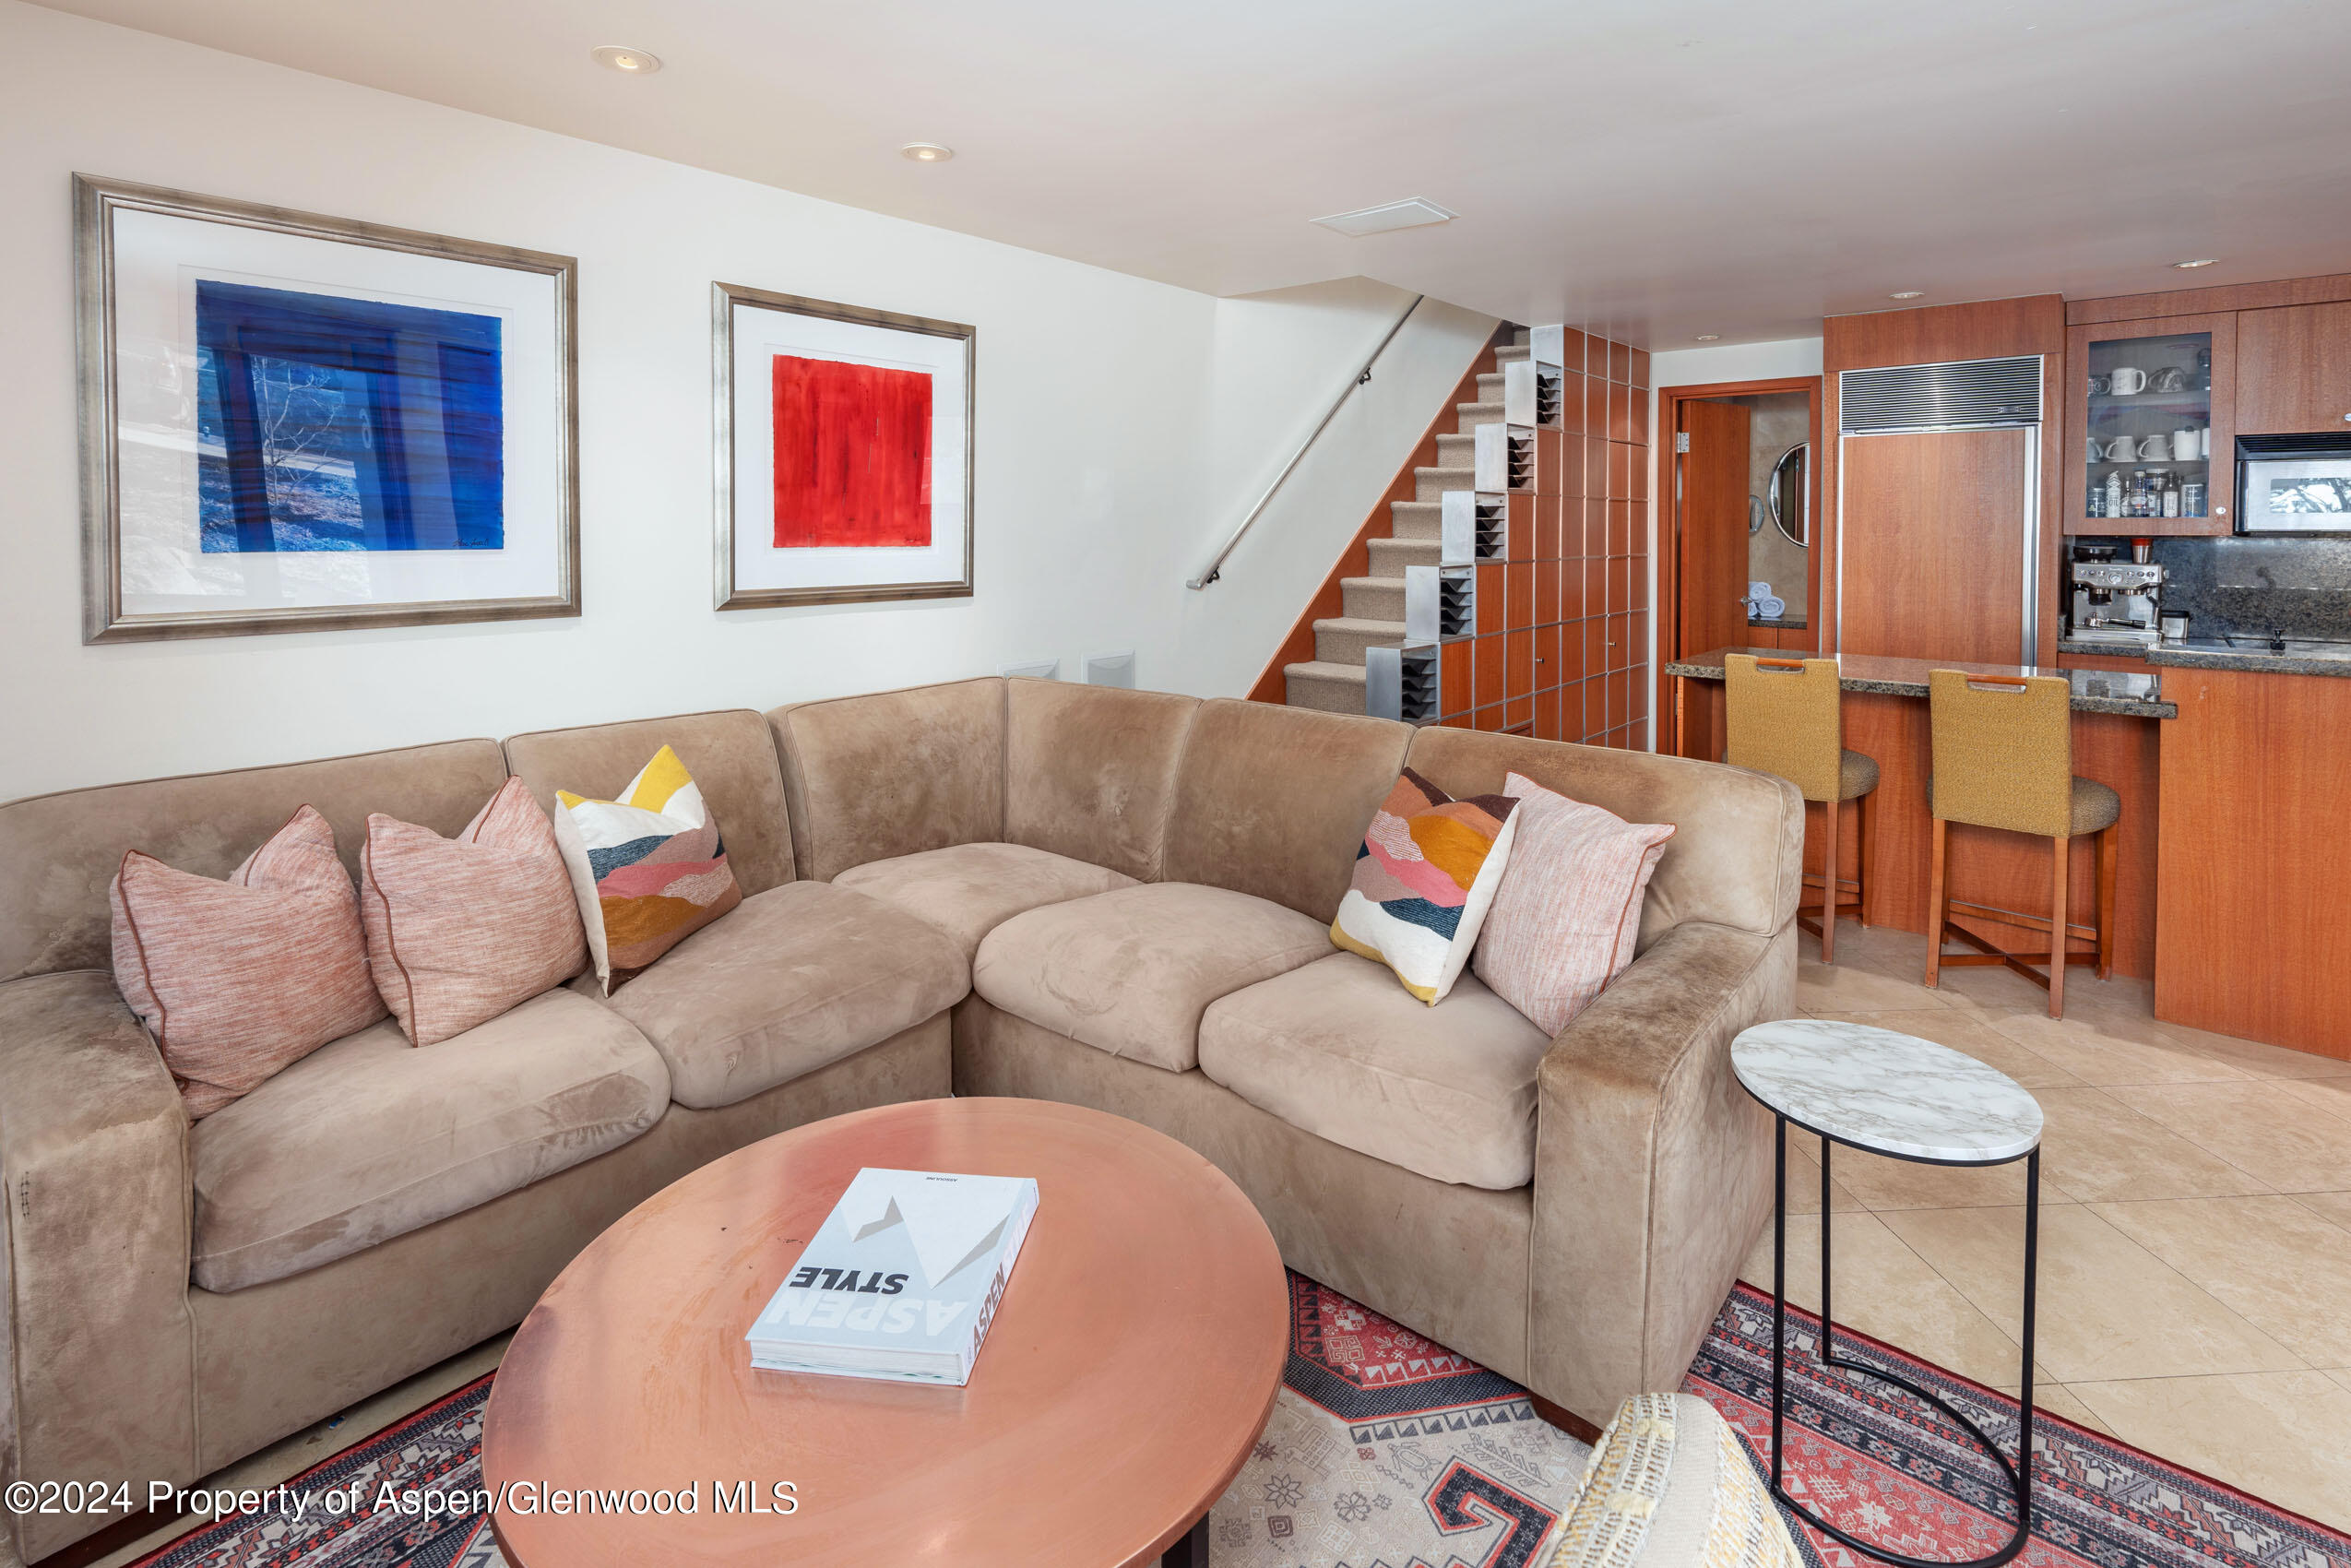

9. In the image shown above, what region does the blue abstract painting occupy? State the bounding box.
[195,281,505,552]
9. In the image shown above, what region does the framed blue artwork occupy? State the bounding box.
[76,175,578,641]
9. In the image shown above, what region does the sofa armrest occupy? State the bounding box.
[1526,919,1795,1424]
[0,972,198,1562]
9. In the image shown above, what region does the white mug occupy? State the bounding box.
[2105,435,2138,460]
[2171,429,2201,461]
[2108,366,2150,396]
[2138,434,2168,459]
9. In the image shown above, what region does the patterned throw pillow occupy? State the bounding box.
[1473,772,1674,1037]
[1330,768,1520,1004]
[1550,1392,1802,1568]
[551,745,743,993]
[111,805,388,1117]
[360,778,588,1046]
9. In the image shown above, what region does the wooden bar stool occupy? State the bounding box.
[1724,655,1879,963]
[1924,670,2119,1018]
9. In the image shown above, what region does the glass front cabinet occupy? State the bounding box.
[2064,312,2236,535]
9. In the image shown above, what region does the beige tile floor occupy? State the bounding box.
[86,921,2351,1563]
[1747,921,2351,1532]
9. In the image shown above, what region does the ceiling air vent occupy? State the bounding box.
[1839,356,2042,434]
[1312,199,1456,237]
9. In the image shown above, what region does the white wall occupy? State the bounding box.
[1638,337,1826,746]
[0,2,1493,799]
[1175,280,1495,695]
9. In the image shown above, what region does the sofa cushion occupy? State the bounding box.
[1199,952,1550,1189]
[0,739,507,986]
[974,882,1329,1072]
[769,678,1005,883]
[1405,726,1805,952]
[550,745,744,992]
[361,779,589,1046]
[605,881,967,1109]
[190,987,670,1292]
[1160,699,1412,922]
[504,710,796,896]
[1473,772,1675,1037]
[111,804,386,1118]
[1003,681,1199,882]
[1330,769,1521,1005]
[834,841,1135,963]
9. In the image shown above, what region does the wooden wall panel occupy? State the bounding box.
[1821,296,2066,666]
[2067,270,2351,326]
[2155,666,2351,1058]
[1838,428,2031,666]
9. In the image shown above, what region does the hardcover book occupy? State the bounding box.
[743,1168,1039,1385]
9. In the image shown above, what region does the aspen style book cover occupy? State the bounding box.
[744,1169,1040,1384]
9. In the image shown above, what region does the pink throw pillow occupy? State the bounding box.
[111,805,387,1118]
[1471,772,1675,1037]
[361,778,588,1046]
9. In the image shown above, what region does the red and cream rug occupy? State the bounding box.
[128,1276,2351,1568]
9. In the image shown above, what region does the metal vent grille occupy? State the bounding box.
[1839,356,2041,434]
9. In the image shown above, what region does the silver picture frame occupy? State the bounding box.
[76,174,581,642]
[713,281,976,610]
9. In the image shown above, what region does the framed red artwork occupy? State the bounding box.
[715,283,973,608]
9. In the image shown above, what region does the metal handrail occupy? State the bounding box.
[1186,293,1427,589]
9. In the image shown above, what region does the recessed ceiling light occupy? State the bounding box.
[2172,258,2219,269]
[1694,334,1720,341]
[589,45,661,74]
[1889,291,1925,300]
[1311,198,1456,237]
[901,142,956,163]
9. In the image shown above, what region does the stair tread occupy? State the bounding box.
[1495,344,1531,362]
[1313,615,1407,635]
[1415,465,1474,480]
[1286,659,1370,683]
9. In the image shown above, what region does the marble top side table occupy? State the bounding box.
[1731,1018,2046,1568]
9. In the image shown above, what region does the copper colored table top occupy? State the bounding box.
[481,1097,1288,1568]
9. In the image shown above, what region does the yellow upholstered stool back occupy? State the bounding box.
[1725,655,1842,803]
[1927,670,2073,838]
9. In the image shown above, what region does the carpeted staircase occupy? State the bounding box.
[1281,328,1530,714]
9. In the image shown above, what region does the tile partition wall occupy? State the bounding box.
[1434,328,1651,746]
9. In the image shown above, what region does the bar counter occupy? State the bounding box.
[1664,647,2176,719]
[1666,646,2351,1059]
[1665,646,2168,990]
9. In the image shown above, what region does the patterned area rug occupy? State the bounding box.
[1690,1283,2351,1568]
[129,1277,2351,1568]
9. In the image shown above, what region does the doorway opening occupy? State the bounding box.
[1656,376,1823,760]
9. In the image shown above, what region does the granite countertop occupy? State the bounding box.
[1747,615,1808,631]
[2056,636,2149,659]
[1665,647,2178,719]
[2144,639,2351,679]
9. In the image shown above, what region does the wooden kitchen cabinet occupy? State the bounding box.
[2065,313,2235,536]
[2237,302,2351,434]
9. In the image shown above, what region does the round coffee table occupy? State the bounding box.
[1732,1019,2045,1568]
[481,1097,1288,1568]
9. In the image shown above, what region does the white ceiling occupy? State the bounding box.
[34,0,2351,345]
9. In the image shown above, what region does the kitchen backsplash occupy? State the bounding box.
[2080,535,2351,641]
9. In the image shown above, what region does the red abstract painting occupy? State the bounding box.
[771,355,933,548]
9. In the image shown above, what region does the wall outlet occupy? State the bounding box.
[1083,651,1136,688]
[998,659,1060,680]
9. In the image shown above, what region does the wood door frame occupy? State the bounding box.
[1653,375,1823,756]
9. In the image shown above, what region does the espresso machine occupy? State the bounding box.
[2068,541,2168,650]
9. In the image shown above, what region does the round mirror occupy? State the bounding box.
[1767,441,1809,548]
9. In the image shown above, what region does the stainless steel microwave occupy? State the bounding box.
[2238,434,2351,534]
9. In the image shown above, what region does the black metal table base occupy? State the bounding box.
[1769,1114,2040,1568]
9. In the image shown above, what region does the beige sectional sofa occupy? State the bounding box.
[0,680,1800,1564]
